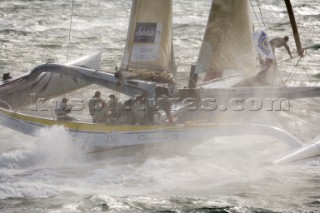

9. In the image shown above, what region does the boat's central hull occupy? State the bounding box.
[0,107,303,154]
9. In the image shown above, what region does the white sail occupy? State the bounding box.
[120,0,175,84]
[195,0,257,79]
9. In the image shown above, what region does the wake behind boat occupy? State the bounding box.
[0,0,319,163]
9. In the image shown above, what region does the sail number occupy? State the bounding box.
[138,133,178,142]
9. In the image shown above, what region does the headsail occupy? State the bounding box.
[195,0,257,80]
[120,0,175,84]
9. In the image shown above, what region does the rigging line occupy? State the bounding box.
[249,0,262,28]
[273,61,285,86]
[283,56,303,85]
[67,0,75,60]
[299,52,312,81]
[271,63,279,85]
[256,0,267,32]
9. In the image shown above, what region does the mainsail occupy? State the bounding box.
[195,0,257,80]
[120,0,175,84]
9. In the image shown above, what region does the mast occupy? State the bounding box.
[284,0,304,57]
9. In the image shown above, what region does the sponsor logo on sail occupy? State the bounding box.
[258,31,271,55]
[252,29,274,59]
[134,23,159,43]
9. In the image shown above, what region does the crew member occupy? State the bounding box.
[270,36,293,59]
[133,94,148,125]
[54,98,74,121]
[140,93,155,125]
[154,87,175,125]
[88,91,106,123]
[114,67,124,87]
[106,94,123,123]
[122,97,138,125]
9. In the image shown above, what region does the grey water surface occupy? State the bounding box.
[1,0,320,212]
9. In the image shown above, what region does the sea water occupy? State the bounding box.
[0,0,320,212]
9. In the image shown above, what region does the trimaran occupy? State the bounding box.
[0,0,319,163]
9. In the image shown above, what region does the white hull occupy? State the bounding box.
[274,140,320,164]
[0,107,304,154]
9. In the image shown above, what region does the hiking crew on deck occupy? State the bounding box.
[88,91,106,123]
[54,98,75,121]
[270,36,293,59]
